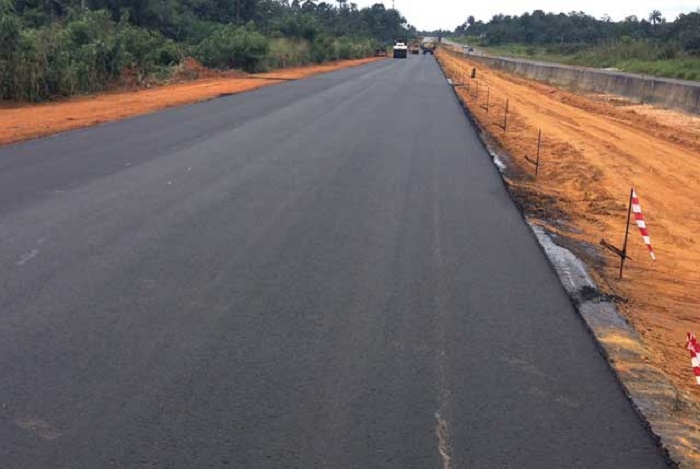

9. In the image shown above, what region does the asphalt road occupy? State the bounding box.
[0,56,668,468]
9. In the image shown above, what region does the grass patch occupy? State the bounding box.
[449,36,479,45]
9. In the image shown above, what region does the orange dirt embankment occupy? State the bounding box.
[0,57,382,146]
[436,49,700,402]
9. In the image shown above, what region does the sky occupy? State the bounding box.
[354,0,700,31]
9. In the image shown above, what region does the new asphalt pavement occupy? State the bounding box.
[0,55,669,467]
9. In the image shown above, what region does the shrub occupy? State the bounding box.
[194,23,269,72]
[274,13,321,42]
[265,38,312,69]
[0,9,182,101]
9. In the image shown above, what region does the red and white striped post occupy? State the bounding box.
[619,187,656,279]
[631,188,656,261]
[686,333,700,385]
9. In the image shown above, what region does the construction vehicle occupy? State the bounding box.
[420,37,437,55]
[393,37,408,59]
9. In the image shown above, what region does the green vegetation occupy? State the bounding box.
[448,36,471,45]
[0,0,414,101]
[453,10,700,81]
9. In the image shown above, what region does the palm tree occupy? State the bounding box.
[648,10,663,26]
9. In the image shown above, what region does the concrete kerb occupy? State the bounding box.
[436,53,700,467]
[468,55,700,115]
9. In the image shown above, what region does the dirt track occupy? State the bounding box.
[0,57,382,147]
[437,48,700,407]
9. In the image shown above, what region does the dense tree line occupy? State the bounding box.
[454,10,700,56]
[0,0,412,100]
[418,28,450,38]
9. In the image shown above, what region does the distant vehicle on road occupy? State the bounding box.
[421,37,437,55]
[393,40,408,59]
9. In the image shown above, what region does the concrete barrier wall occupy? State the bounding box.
[469,55,700,114]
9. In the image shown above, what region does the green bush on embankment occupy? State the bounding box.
[0,9,180,101]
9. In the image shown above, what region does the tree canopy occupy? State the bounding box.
[453,9,700,56]
[9,0,412,43]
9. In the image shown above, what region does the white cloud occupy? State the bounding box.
[353,0,700,31]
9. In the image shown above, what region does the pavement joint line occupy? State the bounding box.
[435,51,699,468]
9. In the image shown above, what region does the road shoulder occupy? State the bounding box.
[0,58,384,147]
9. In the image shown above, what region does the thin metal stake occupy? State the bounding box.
[486,87,490,113]
[619,188,634,279]
[503,99,509,132]
[535,129,542,175]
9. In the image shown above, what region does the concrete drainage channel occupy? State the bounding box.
[437,58,700,467]
[467,54,700,115]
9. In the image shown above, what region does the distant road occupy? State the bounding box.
[0,55,667,467]
[442,38,487,57]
